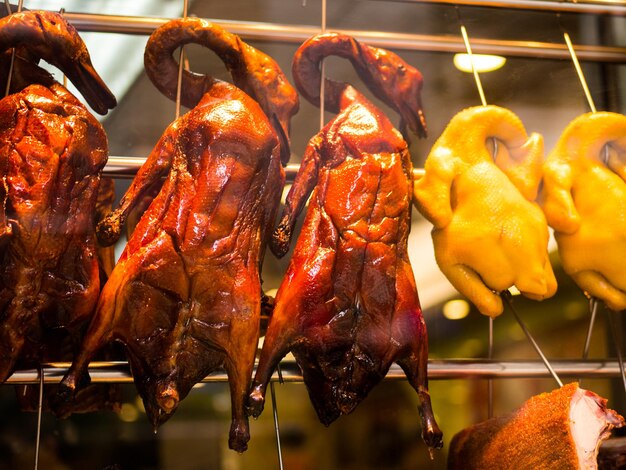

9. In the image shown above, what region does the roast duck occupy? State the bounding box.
[0,11,116,390]
[540,112,626,311]
[246,32,443,452]
[448,383,624,469]
[60,18,298,452]
[413,105,557,317]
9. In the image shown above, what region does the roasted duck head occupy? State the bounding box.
[60,18,298,453]
[0,10,115,384]
[247,32,443,453]
[540,112,626,311]
[413,105,557,317]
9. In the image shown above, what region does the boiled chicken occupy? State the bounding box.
[60,18,298,453]
[413,105,556,317]
[448,383,624,469]
[247,33,443,452]
[0,11,116,382]
[540,112,626,311]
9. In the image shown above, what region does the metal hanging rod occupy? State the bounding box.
[383,0,626,16]
[6,359,624,384]
[104,156,426,181]
[62,12,626,63]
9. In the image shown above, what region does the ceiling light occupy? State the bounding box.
[453,53,506,73]
[442,299,470,320]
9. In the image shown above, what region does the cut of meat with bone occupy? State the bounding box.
[248,33,442,453]
[60,18,298,453]
[448,383,624,469]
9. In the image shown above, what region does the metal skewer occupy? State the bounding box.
[502,291,563,387]
[175,0,189,120]
[34,366,43,470]
[3,0,23,97]
[457,8,496,416]
[606,309,626,396]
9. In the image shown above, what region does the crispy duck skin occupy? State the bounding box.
[60,18,298,453]
[413,106,556,317]
[541,112,626,311]
[0,11,115,382]
[448,383,624,469]
[247,33,442,452]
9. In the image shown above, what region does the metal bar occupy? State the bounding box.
[382,0,626,15]
[34,368,43,470]
[105,156,424,180]
[5,360,625,384]
[61,12,626,63]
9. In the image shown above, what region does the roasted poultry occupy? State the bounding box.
[247,33,443,452]
[448,383,624,469]
[540,112,626,311]
[413,105,556,317]
[0,11,116,382]
[60,18,298,452]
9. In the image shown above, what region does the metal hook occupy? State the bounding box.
[3,0,24,97]
[502,291,563,387]
[34,366,44,470]
[606,308,626,397]
[487,316,494,418]
[174,0,189,119]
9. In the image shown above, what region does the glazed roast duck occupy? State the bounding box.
[246,32,443,453]
[60,18,298,452]
[413,106,557,317]
[0,11,115,383]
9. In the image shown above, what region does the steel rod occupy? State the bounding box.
[34,368,43,470]
[104,156,425,180]
[4,360,625,384]
[61,12,626,63]
[384,0,626,16]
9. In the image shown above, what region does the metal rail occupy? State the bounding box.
[384,0,626,16]
[106,156,416,181]
[62,12,626,63]
[6,359,624,384]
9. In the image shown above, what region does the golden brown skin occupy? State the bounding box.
[60,19,298,453]
[413,106,556,317]
[448,383,624,469]
[0,11,115,382]
[541,112,626,311]
[247,33,442,452]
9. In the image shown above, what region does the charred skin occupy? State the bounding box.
[61,19,298,453]
[249,34,442,452]
[0,11,113,383]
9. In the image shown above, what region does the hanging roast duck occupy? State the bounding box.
[246,32,443,453]
[413,105,557,317]
[0,10,116,383]
[540,112,626,311]
[60,18,298,452]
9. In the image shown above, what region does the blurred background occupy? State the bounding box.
[2,0,626,468]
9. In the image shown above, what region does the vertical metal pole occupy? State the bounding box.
[3,0,24,97]
[488,316,494,418]
[34,367,44,470]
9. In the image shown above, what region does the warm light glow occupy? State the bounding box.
[119,403,140,422]
[442,299,470,320]
[509,286,521,296]
[453,53,506,73]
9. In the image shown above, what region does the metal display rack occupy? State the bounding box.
[6,1,626,384]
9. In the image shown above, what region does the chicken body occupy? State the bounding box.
[249,33,442,452]
[541,112,626,311]
[413,105,556,317]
